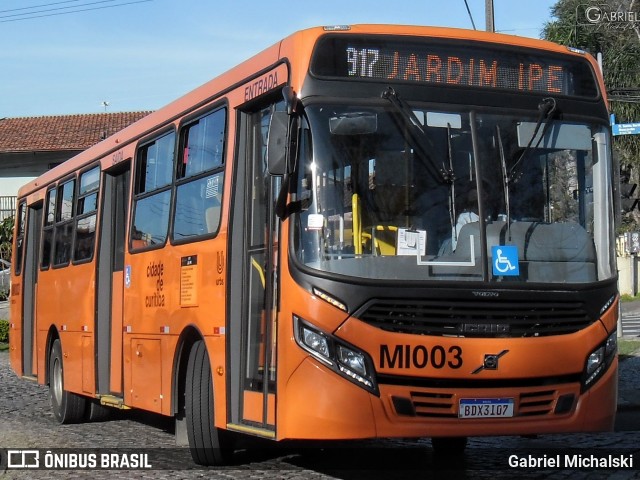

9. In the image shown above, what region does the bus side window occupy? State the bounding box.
[53,179,75,267]
[173,107,226,241]
[41,187,56,269]
[131,132,175,250]
[14,201,26,276]
[74,166,100,262]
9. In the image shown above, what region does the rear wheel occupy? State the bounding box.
[49,339,86,424]
[185,339,232,465]
[86,400,111,422]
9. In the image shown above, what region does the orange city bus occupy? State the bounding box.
[10,25,619,464]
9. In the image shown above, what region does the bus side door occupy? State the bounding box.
[228,100,283,435]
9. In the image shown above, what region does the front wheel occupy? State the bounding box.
[185,339,233,465]
[49,339,86,424]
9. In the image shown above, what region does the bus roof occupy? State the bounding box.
[17,24,603,199]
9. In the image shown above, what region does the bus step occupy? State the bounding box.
[98,395,131,410]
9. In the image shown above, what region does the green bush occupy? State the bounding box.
[0,319,8,343]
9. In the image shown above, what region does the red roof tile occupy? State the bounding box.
[0,112,151,153]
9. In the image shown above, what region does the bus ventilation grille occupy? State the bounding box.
[357,299,592,338]
[400,388,559,418]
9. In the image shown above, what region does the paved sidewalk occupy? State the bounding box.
[622,299,640,315]
[617,298,640,411]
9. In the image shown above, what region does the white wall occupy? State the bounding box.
[0,177,35,197]
[618,255,640,296]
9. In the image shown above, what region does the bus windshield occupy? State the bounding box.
[293,102,615,284]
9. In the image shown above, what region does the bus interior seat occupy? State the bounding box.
[450,220,596,281]
[205,205,221,233]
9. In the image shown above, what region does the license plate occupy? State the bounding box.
[459,398,514,418]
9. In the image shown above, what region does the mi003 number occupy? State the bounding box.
[379,344,463,369]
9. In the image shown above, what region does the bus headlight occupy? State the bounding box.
[294,316,378,395]
[337,345,367,377]
[582,331,617,391]
[302,328,330,359]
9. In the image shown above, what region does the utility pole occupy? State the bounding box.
[485,0,495,32]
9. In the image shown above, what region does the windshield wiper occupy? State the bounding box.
[381,87,453,185]
[509,97,557,183]
[496,124,512,239]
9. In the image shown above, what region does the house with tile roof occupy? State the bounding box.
[0,112,150,219]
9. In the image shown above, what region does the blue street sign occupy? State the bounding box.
[613,123,640,136]
[610,114,640,136]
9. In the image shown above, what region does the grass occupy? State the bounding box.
[0,317,7,351]
[619,338,640,359]
[621,293,640,302]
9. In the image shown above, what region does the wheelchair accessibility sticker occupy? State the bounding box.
[492,246,519,276]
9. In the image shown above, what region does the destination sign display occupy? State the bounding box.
[311,35,598,98]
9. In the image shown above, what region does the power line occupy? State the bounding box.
[0,0,152,23]
[463,0,477,30]
[1,0,120,20]
[0,1,84,15]
[0,0,116,18]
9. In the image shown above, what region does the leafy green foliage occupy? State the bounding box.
[0,216,13,264]
[0,319,9,343]
[543,0,640,231]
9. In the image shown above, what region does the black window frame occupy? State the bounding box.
[13,200,27,276]
[40,186,57,270]
[51,176,76,268]
[172,105,227,245]
[130,128,176,252]
[73,164,101,264]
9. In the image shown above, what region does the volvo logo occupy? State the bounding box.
[471,349,509,374]
[471,291,499,297]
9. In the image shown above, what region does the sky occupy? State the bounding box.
[0,0,558,118]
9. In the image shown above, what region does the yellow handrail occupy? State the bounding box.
[352,193,362,255]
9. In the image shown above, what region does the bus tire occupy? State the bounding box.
[49,339,86,424]
[86,400,111,422]
[185,339,232,465]
[431,436,468,455]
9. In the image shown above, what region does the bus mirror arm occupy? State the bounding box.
[275,178,307,220]
[282,86,299,115]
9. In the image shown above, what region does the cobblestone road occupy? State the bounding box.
[1,351,640,479]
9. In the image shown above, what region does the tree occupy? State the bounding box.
[543,0,640,230]
[0,216,13,264]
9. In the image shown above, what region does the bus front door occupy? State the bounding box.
[228,104,282,436]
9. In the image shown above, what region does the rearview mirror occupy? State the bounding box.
[267,110,289,175]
